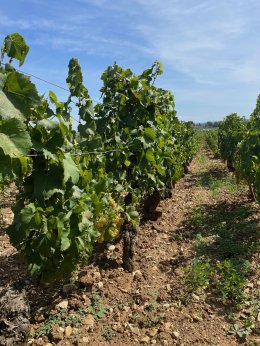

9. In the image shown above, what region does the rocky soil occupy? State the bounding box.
[0,148,259,346]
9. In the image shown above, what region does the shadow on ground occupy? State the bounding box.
[172,199,259,264]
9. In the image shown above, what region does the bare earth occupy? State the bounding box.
[0,148,259,346]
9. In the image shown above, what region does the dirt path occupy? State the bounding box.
[0,148,259,346]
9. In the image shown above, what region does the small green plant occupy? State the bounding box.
[204,129,220,158]
[33,309,85,338]
[227,319,253,339]
[184,258,248,307]
[101,323,116,341]
[195,170,244,198]
[33,315,58,338]
[197,153,207,167]
[226,289,260,341]
[185,259,213,292]
[33,293,108,338]
[87,293,108,319]
[191,208,204,228]
[193,233,216,256]
[216,237,247,259]
[132,291,164,328]
[210,176,244,198]
[141,313,164,328]
[215,260,247,305]
[248,289,260,317]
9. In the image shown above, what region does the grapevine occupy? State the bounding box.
[0,33,198,282]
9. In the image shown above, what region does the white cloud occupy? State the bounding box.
[0,0,259,121]
[132,0,260,86]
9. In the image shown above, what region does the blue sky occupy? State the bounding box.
[0,0,259,122]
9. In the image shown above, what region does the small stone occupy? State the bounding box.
[191,293,200,301]
[162,303,170,308]
[112,322,119,331]
[123,305,130,312]
[107,244,116,251]
[82,336,90,343]
[51,324,64,341]
[174,268,183,276]
[173,331,180,339]
[247,282,254,288]
[82,295,91,305]
[162,340,168,346]
[192,314,203,322]
[56,300,69,310]
[148,328,158,337]
[93,271,101,282]
[151,340,156,345]
[84,314,95,330]
[35,314,45,322]
[141,335,150,343]
[132,270,142,278]
[97,281,104,289]
[257,281,260,286]
[240,313,248,320]
[65,325,73,337]
[114,311,121,322]
[249,337,260,343]
[166,284,171,291]
[163,322,172,331]
[132,303,138,310]
[44,344,53,346]
[128,324,140,336]
[63,283,77,293]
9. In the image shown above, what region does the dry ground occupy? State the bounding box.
[0,148,259,346]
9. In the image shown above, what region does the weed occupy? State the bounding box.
[194,233,216,256]
[191,207,204,228]
[141,313,164,328]
[227,319,254,339]
[33,309,84,338]
[197,154,207,167]
[215,260,247,305]
[184,258,249,307]
[184,259,213,292]
[33,293,108,338]
[207,338,218,346]
[88,293,108,319]
[132,291,164,328]
[216,237,248,259]
[101,323,116,341]
[195,170,244,198]
[248,289,260,317]
[172,300,183,310]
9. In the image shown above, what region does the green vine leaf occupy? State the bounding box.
[63,154,79,184]
[1,32,29,66]
[0,117,32,157]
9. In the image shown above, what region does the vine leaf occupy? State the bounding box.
[4,71,41,116]
[0,117,32,157]
[1,32,29,66]
[145,148,155,162]
[63,154,79,184]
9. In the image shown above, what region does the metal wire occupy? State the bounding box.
[0,61,101,103]
[26,148,135,157]
[3,85,80,124]
[0,63,148,158]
